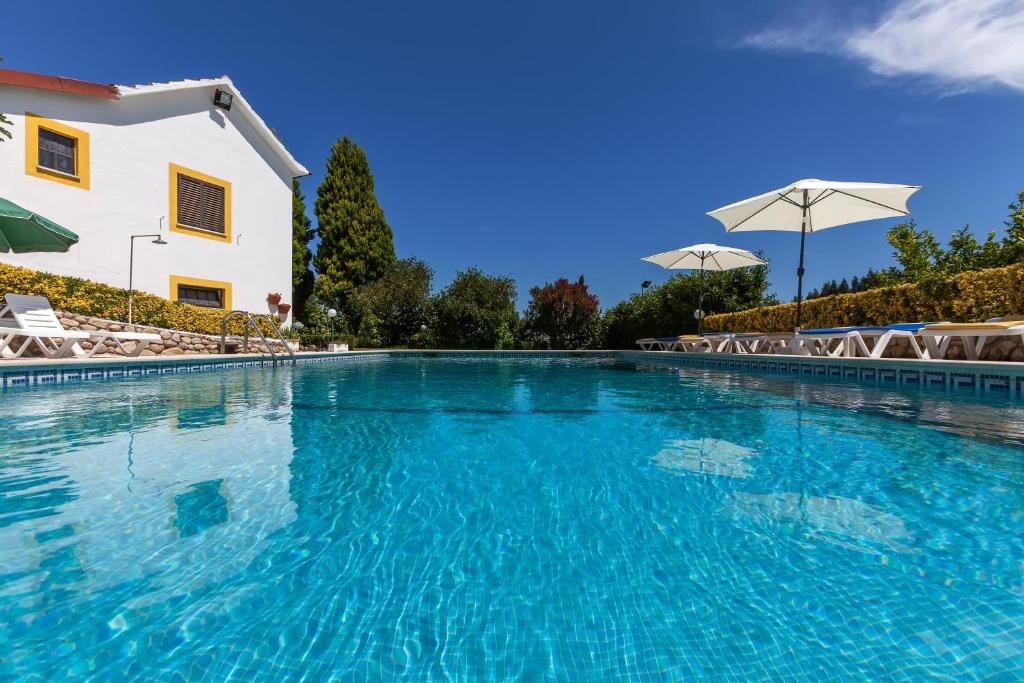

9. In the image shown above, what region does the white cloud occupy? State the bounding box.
[742,0,1024,93]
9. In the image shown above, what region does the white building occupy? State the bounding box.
[0,68,308,313]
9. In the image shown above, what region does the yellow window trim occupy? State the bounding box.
[169,275,232,311]
[24,113,90,190]
[168,162,232,244]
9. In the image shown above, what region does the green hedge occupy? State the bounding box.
[297,329,356,350]
[704,262,1024,333]
[0,262,273,336]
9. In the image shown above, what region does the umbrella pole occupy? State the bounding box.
[697,256,706,336]
[794,191,808,331]
[128,237,135,325]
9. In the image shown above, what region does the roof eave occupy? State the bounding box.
[119,78,308,177]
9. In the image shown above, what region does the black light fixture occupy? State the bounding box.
[213,88,233,111]
[641,280,652,290]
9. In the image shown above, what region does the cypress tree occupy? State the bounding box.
[291,179,315,321]
[313,137,396,313]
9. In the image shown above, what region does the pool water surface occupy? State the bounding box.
[1,357,1022,680]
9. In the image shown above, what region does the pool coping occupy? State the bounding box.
[1,348,1023,399]
[619,349,1024,398]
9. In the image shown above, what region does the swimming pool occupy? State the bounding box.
[2,356,1022,680]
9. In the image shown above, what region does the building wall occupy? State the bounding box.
[0,85,294,313]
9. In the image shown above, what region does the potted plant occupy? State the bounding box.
[276,303,291,322]
[266,292,282,306]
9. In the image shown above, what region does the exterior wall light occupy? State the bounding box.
[213,89,233,111]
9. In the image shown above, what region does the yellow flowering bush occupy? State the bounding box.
[704,263,1024,333]
[0,262,271,336]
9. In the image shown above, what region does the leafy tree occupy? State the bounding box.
[886,220,942,283]
[858,268,890,290]
[522,276,601,350]
[291,179,315,321]
[303,293,330,331]
[602,258,775,348]
[1002,190,1024,264]
[348,257,433,347]
[429,267,518,349]
[313,136,395,316]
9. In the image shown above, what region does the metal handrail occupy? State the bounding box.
[258,313,296,365]
[220,310,295,365]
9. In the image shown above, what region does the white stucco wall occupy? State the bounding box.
[0,84,296,313]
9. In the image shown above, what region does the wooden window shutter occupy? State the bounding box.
[177,173,226,234]
[201,182,225,234]
[177,174,204,229]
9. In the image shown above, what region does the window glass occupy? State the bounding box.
[177,285,224,309]
[38,129,76,175]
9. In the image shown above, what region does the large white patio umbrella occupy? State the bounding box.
[707,179,921,330]
[642,243,765,334]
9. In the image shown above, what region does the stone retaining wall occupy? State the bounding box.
[52,311,293,358]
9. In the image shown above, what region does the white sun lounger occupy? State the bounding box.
[1,293,161,359]
[798,323,932,359]
[635,335,731,352]
[919,319,1024,361]
[720,332,793,355]
[0,322,92,359]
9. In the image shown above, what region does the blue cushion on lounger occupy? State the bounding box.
[799,322,934,335]
[884,322,935,332]
[798,326,872,335]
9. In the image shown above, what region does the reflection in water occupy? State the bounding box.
[174,479,230,538]
[652,438,757,479]
[728,491,916,555]
[0,370,297,611]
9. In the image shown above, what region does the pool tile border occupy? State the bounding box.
[617,350,1024,400]
[2,348,1023,401]
[0,350,619,390]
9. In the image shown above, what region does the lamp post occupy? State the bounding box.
[327,308,337,338]
[128,228,167,324]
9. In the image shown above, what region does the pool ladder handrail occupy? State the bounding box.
[219,310,296,366]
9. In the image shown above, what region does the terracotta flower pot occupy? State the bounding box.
[266,293,282,306]
[276,303,291,319]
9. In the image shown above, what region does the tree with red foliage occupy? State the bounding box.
[521,276,601,349]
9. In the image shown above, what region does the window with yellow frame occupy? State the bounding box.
[168,163,232,243]
[169,275,232,311]
[24,113,90,190]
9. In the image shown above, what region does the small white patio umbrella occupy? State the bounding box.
[642,243,765,334]
[707,179,921,330]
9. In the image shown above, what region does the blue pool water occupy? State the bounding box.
[1,357,1023,680]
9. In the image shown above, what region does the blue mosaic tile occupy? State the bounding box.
[4,351,1024,403]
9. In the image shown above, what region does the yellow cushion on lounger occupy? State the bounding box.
[677,335,704,341]
[925,320,1024,331]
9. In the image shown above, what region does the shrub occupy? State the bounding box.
[0,262,274,336]
[348,257,432,347]
[297,329,355,350]
[428,268,518,349]
[704,262,1024,333]
[601,262,776,348]
[521,276,601,349]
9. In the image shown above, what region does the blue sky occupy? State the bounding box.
[4,0,1023,308]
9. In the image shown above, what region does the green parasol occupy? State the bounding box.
[0,197,80,253]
